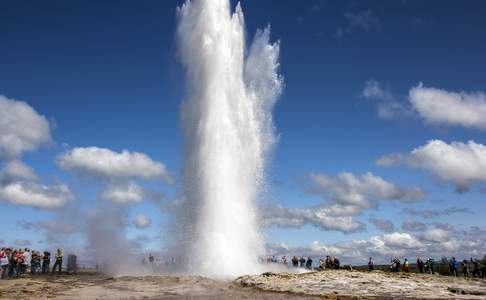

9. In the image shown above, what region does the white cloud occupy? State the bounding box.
[264,172,423,234]
[433,222,454,231]
[0,181,73,209]
[0,96,74,210]
[336,10,381,37]
[58,147,172,206]
[262,203,365,234]
[101,181,144,204]
[382,232,423,249]
[361,80,413,120]
[58,147,172,183]
[403,207,473,218]
[410,84,486,130]
[266,226,486,265]
[362,82,486,130]
[0,160,37,184]
[377,139,486,191]
[401,220,427,231]
[308,241,344,256]
[422,228,452,243]
[132,213,151,229]
[362,80,393,100]
[267,233,415,262]
[369,218,395,232]
[19,220,79,235]
[308,172,424,207]
[0,95,52,160]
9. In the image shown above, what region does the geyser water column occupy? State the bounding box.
[176,0,283,278]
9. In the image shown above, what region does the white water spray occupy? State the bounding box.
[176,0,282,278]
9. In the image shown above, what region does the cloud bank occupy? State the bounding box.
[263,172,424,234]
[0,160,37,184]
[262,203,365,234]
[401,220,427,232]
[0,94,73,210]
[410,84,486,130]
[0,95,52,160]
[361,80,413,119]
[58,147,171,182]
[369,218,395,232]
[58,146,172,204]
[0,182,73,209]
[101,181,145,204]
[363,81,486,131]
[307,172,424,208]
[378,139,486,192]
[403,207,473,219]
[267,225,486,265]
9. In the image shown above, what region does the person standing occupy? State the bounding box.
[403,258,410,273]
[430,258,435,274]
[0,248,9,279]
[8,249,17,278]
[299,256,306,267]
[25,249,32,274]
[30,250,36,274]
[450,257,458,277]
[426,258,435,274]
[42,251,51,274]
[417,258,424,273]
[52,249,63,275]
[393,258,401,272]
[471,258,481,278]
[334,257,340,269]
[291,256,299,267]
[368,257,374,271]
[462,260,471,279]
[305,257,313,270]
[14,249,25,277]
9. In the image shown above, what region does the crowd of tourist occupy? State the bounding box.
[266,255,338,270]
[386,257,434,273]
[267,254,486,278]
[265,255,313,269]
[0,247,64,279]
[447,257,484,278]
[3,244,486,280]
[373,256,486,278]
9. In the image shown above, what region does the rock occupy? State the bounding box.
[448,286,486,296]
[236,270,486,299]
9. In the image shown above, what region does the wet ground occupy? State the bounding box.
[1,269,485,299]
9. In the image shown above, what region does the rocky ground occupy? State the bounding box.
[236,269,486,299]
[0,271,314,300]
[1,269,485,299]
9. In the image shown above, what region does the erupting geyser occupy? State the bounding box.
[176,0,283,278]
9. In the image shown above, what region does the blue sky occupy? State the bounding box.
[1,0,486,264]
